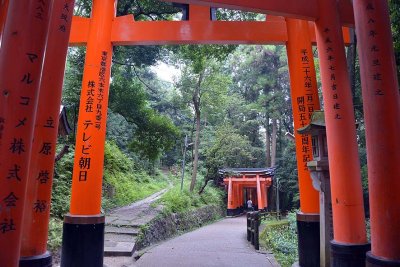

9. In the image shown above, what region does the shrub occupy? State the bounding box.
[260,211,298,267]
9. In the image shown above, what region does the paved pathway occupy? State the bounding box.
[133,216,279,267]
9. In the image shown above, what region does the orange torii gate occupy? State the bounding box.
[167,0,400,266]
[63,3,352,266]
[220,168,273,215]
[0,2,332,266]
[0,1,398,267]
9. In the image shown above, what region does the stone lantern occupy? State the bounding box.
[298,111,333,267]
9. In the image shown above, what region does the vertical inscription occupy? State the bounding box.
[322,28,343,120]
[365,2,384,97]
[297,48,315,170]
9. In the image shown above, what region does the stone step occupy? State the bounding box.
[105,226,140,236]
[105,233,136,242]
[104,240,136,257]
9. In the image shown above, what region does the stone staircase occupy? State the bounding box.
[103,188,169,257]
[104,225,139,256]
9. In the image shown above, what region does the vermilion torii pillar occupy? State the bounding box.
[286,18,321,267]
[256,174,262,210]
[227,177,234,213]
[61,0,115,266]
[0,1,52,266]
[0,0,8,43]
[19,1,75,267]
[315,0,369,265]
[353,1,400,265]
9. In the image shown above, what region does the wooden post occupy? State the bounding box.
[232,182,237,210]
[261,183,267,210]
[353,0,400,265]
[286,18,320,213]
[0,1,52,266]
[19,1,75,266]
[227,177,234,216]
[286,18,321,267]
[315,0,369,265]
[256,175,262,211]
[61,1,115,266]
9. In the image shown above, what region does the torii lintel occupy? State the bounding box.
[69,5,351,46]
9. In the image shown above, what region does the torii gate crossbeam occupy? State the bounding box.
[69,5,351,46]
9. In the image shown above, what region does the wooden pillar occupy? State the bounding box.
[238,184,241,208]
[315,0,369,264]
[0,1,52,266]
[69,0,114,216]
[227,177,234,215]
[237,183,242,208]
[19,1,75,266]
[256,175,262,211]
[61,1,115,266]
[232,184,237,209]
[0,0,8,44]
[261,183,268,209]
[286,18,321,267]
[286,18,320,214]
[353,0,400,265]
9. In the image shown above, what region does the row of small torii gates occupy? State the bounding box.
[0,0,398,266]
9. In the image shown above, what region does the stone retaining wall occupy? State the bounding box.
[136,205,225,250]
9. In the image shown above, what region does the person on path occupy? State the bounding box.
[247,199,253,211]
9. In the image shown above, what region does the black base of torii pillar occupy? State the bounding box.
[19,251,52,267]
[330,241,370,267]
[366,252,400,267]
[296,212,320,267]
[60,214,105,267]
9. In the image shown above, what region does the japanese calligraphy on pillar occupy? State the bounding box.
[322,28,343,120]
[59,2,70,33]
[30,1,73,217]
[0,0,51,237]
[0,49,42,234]
[365,2,384,96]
[96,51,107,129]
[0,1,52,265]
[78,51,108,182]
[297,49,315,170]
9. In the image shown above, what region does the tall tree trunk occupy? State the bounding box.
[190,71,204,192]
[271,118,278,167]
[190,110,200,192]
[265,115,271,167]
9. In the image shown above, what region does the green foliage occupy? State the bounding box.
[103,141,169,209]
[129,109,180,161]
[47,218,63,252]
[389,0,400,82]
[159,179,224,214]
[109,64,180,161]
[178,45,236,73]
[106,109,135,151]
[203,124,256,183]
[260,211,298,267]
[275,141,300,210]
[116,0,180,20]
[51,147,75,218]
